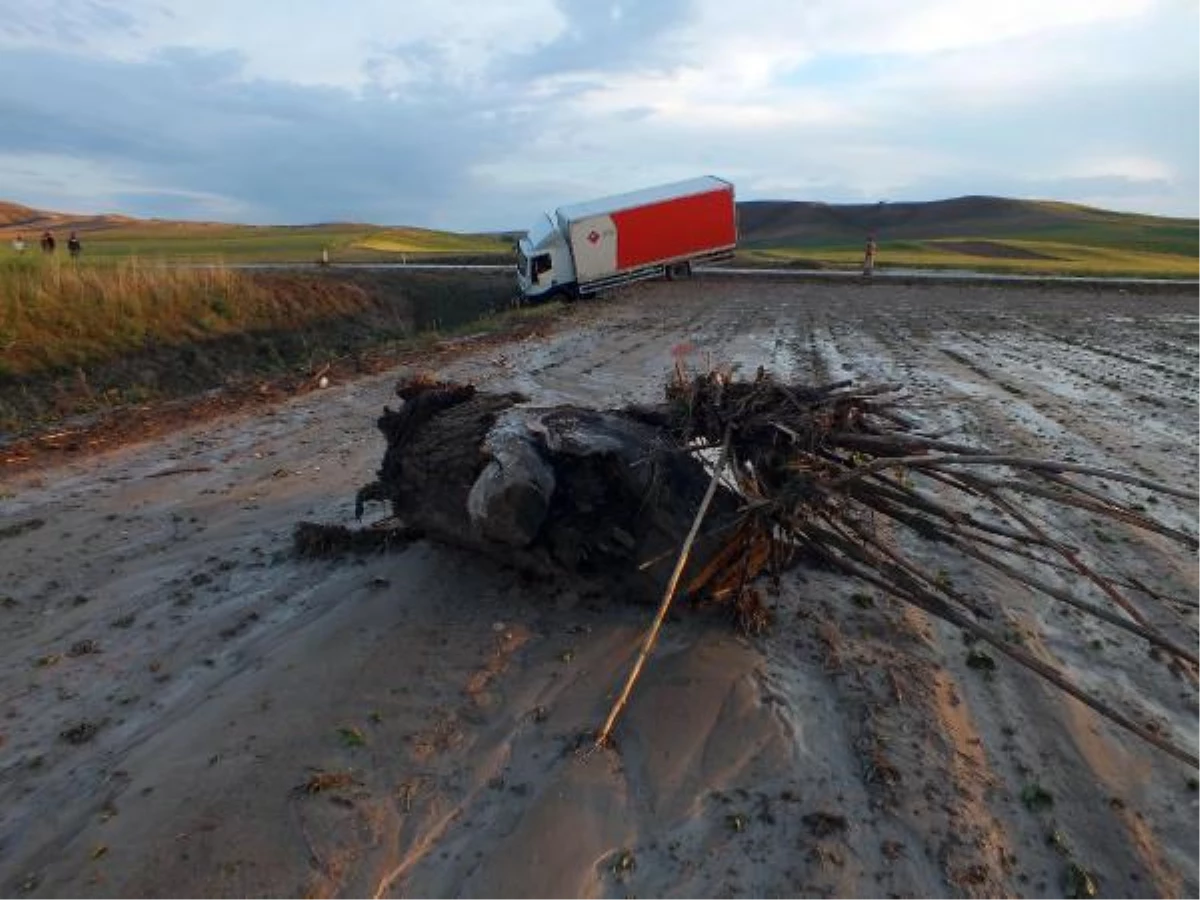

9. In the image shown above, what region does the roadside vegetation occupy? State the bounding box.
[0,255,371,377]
[739,239,1197,278]
[0,256,547,439]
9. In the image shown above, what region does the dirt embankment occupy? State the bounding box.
[0,278,1195,898]
[0,269,519,451]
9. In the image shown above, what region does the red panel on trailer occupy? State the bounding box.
[611,188,736,270]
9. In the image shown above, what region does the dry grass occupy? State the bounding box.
[0,256,368,377]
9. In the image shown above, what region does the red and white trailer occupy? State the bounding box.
[517,176,737,301]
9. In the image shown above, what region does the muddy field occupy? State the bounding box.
[0,278,1196,898]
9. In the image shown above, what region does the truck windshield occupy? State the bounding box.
[525,213,557,251]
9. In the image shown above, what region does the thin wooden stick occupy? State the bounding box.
[966,472,1198,547]
[595,428,733,749]
[832,452,1199,501]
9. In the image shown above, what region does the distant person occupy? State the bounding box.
[862,233,877,276]
[40,230,56,254]
[68,231,82,259]
[11,233,26,254]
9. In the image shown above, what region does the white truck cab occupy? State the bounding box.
[516,213,576,301]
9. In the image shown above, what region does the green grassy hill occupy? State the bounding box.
[735,195,1197,277]
[0,202,511,263]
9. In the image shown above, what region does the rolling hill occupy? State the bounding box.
[1,195,1195,275]
[734,195,1196,276]
[735,195,1197,256]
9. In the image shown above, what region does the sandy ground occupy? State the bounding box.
[1,278,1197,898]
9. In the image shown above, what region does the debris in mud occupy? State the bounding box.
[67,639,99,657]
[16,873,40,894]
[965,649,997,672]
[60,720,100,745]
[298,770,359,795]
[293,520,423,557]
[1064,861,1099,899]
[610,849,636,880]
[322,366,1198,764]
[802,811,849,837]
[1020,783,1054,811]
[0,518,45,540]
[218,611,260,640]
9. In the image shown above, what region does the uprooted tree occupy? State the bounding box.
[296,365,1199,766]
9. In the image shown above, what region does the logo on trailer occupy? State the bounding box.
[587,229,601,244]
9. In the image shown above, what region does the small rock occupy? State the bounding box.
[61,720,100,745]
[67,639,99,657]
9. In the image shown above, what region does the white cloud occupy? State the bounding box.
[666,0,1155,76]
[1070,156,1176,182]
[0,0,567,89]
[0,0,1195,224]
[0,151,250,219]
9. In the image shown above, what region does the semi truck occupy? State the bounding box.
[516,176,737,302]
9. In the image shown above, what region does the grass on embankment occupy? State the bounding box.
[0,256,535,438]
[0,256,381,377]
[740,238,1197,278]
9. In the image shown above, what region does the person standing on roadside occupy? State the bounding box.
[862,233,878,276]
[11,233,25,253]
[41,230,56,254]
[68,231,82,259]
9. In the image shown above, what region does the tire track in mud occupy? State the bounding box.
[984,314,1200,403]
[761,577,1017,898]
[867,335,1199,894]
[910,330,1198,631]
[929,334,1196,489]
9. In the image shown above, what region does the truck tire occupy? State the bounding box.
[665,261,692,281]
[537,285,580,304]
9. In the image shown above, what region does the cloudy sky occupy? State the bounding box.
[1,0,1196,229]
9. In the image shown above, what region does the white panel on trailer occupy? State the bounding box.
[565,213,619,282]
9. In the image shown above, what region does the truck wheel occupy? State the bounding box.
[665,262,692,281]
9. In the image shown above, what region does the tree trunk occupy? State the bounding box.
[355,380,741,601]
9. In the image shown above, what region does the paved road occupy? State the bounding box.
[206,260,1199,289]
